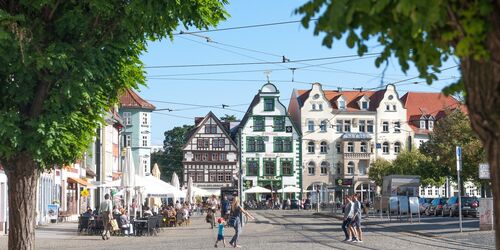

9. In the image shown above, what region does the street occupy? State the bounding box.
[0,210,494,250]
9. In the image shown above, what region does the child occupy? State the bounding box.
[214,217,227,248]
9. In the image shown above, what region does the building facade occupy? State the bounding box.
[239,83,302,202]
[289,83,410,202]
[119,89,156,176]
[182,112,239,194]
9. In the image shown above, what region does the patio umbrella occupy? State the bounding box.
[122,147,135,217]
[171,172,180,190]
[244,186,272,193]
[186,177,193,204]
[150,163,162,210]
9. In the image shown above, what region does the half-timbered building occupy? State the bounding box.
[182,112,239,194]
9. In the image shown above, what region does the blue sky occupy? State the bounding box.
[138,0,460,146]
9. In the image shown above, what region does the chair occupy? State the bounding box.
[77,216,91,234]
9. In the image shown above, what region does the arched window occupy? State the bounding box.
[320,141,328,153]
[347,142,354,153]
[336,142,341,153]
[394,142,401,154]
[320,120,327,132]
[307,141,315,153]
[308,120,315,131]
[360,142,367,153]
[382,142,389,154]
[382,121,389,132]
[308,162,315,175]
[347,161,355,174]
[320,161,329,175]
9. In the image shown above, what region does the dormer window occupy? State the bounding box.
[339,100,346,109]
[318,104,323,110]
[362,101,368,110]
[358,96,370,110]
[420,120,426,129]
[264,97,274,111]
[428,120,434,130]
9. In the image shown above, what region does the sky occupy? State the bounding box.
[138,0,461,146]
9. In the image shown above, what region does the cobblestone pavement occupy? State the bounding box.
[0,210,495,249]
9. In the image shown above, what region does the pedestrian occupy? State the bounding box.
[214,217,227,248]
[341,195,357,242]
[221,195,230,220]
[99,193,113,240]
[351,194,363,243]
[208,195,219,228]
[229,196,254,248]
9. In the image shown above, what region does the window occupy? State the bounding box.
[338,100,346,109]
[420,189,425,196]
[367,120,374,133]
[308,162,315,175]
[382,121,389,132]
[123,112,131,125]
[386,105,390,111]
[336,120,343,132]
[394,142,401,154]
[211,153,218,161]
[273,117,285,131]
[347,142,354,153]
[212,138,225,148]
[264,160,275,176]
[202,153,208,161]
[360,142,367,153]
[142,113,149,125]
[220,153,226,161]
[195,154,201,161]
[344,120,351,132]
[197,173,203,182]
[347,161,355,174]
[125,134,131,147]
[312,104,316,110]
[253,117,265,131]
[142,136,148,147]
[320,162,329,175]
[320,120,327,132]
[281,160,293,176]
[359,165,366,175]
[307,141,315,153]
[336,143,341,153]
[143,159,149,173]
[393,105,397,111]
[246,137,265,152]
[264,98,275,111]
[217,174,224,182]
[420,120,426,129]
[308,120,315,131]
[274,137,292,152]
[359,120,366,132]
[320,141,328,153]
[336,163,342,174]
[205,124,217,134]
[225,174,232,182]
[318,104,323,110]
[428,120,434,130]
[382,142,389,154]
[394,121,401,133]
[247,160,259,176]
[197,139,209,148]
[361,101,368,110]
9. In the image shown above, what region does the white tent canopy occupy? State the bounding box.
[98,179,122,188]
[190,186,212,197]
[244,186,271,193]
[137,175,185,199]
[277,186,301,193]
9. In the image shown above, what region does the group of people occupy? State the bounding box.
[212,196,254,248]
[341,194,364,243]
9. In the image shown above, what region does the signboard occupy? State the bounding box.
[408,197,419,214]
[456,146,462,171]
[285,126,293,133]
[479,163,490,179]
[47,204,59,221]
[335,178,353,187]
[399,196,409,214]
[389,196,399,213]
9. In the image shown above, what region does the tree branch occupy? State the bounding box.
[446,3,465,40]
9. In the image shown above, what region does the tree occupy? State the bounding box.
[296,1,500,246]
[153,125,194,184]
[0,1,227,249]
[221,114,238,122]
[421,110,486,186]
[368,158,392,187]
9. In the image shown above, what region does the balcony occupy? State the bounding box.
[343,152,371,159]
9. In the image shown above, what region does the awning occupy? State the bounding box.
[68,177,90,186]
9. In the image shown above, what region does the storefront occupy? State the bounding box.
[36,172,58,225]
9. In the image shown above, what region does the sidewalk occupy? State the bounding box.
[315,210,495,248]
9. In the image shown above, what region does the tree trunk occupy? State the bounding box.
[461,4,500,247]
[4,153,39,250]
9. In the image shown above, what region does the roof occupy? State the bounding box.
[183,111,238,150]
[296,89,385,111]
[119,89,156,110]
[401,92,467,133]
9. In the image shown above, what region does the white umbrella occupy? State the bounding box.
[98,179,122,188]
[171,172,180,190]
[190,186,212,197]
[150,163,162,209]
[122,147,135,217]
[186,177,193,204]
[244,186,272,193]
[277,186,301,193]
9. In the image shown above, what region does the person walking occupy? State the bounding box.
[351,194,363,242]
[99,193,113,240]
[214,218,227,248]
[208,195,219,229]
[221,195,230,220]
[229,197,254,248]
[341,195,357,242]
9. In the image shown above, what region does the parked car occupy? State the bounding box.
[425,197,447,216]
[419,198,433,215]
[442,196,479,217]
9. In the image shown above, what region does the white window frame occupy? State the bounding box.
[382,121,389,132]
[142,135,148,147]
[126,134,131,147]
[320,141,328,153]
[382,142,389,154]
[141,112,149,125]
[394,121,401,133]
[123,112,132,125]
[320,120,327,132]
[428,120,434,130]
[308,120,315,132]
[307,141,315,153]
[420,120,426,129]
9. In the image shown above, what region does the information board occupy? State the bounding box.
[408,197,419,214]
[399,196,409,214]
[389,196,399,213]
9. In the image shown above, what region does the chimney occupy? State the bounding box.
[194,117,204,126]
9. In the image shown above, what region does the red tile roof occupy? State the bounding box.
[119,89,156,110]
[401,92,467,133]
[296,89,386,111]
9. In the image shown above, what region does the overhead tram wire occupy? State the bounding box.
[174,18,319,35]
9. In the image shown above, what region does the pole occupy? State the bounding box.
[238,127,243,207]
[456,146,463,233]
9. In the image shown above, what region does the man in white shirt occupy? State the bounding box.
[99,194,113,240]
[351,194,363,242]
[341,195,357,241]
[207,195,219,228]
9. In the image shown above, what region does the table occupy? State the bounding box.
[133,219,148,236]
